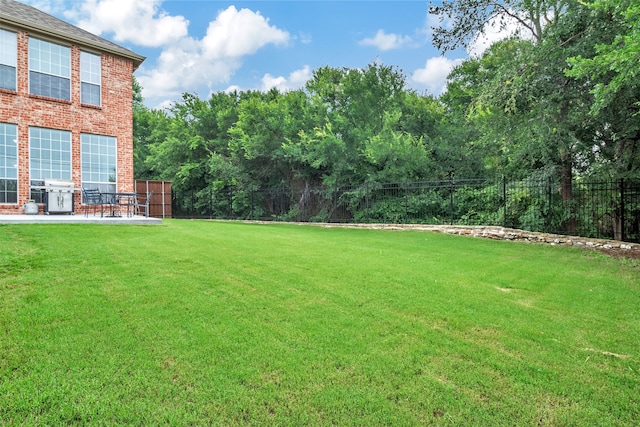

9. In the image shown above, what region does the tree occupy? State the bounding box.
[566,0,640,114]
[300,63,434,185]
[228,89,315,189]
[132,76,155,180]
[565,0,640,179]
[440,50,504,178]
[139,92,241,214]
[429,0,568,51]
[435,1,610,233]
[434,0,640,239]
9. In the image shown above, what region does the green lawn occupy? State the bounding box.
[1,220,639,425]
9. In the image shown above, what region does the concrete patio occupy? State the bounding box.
[0,214,162,225]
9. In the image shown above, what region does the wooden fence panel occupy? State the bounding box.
[135,180,172,218]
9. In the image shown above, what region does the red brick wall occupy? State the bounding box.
[0,29,135,214]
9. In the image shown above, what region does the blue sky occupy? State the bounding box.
[22,0,508,108]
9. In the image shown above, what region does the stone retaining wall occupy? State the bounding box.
[244,220,639,254]
[319,223,640,252]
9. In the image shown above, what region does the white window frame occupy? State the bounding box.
[81,133,117,193]
[80,51,101,106]
[28,37,71,101]
[0,123,18,204]
[29,127,72,202]
[0,29,17,91]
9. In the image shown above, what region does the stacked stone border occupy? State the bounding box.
[313,223,639,253]
[238,220,639,255]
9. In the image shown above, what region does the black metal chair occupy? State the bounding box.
[118,193,137,217]
[135,191,153,217]
[81,188,104,217]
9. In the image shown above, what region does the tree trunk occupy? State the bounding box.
[613,214,623,241]
[559,151,577,234]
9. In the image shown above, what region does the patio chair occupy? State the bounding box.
[135,191,153,217]
[118,193,137,218]
[82,188,104,217]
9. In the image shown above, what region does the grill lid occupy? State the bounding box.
[44,179,73,188]
[44,179,75,190]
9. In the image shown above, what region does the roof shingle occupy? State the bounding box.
[0,0,145,69]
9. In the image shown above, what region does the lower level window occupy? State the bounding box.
[81,133,116,193]
[29,127,72,202]
[0,179,17,203]
[0,123,17,203]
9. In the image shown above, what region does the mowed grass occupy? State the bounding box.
[1,220,639,426]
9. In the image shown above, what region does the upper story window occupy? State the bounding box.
[0,29,17,91]
[80,51,101,106]
[29,38,71,101]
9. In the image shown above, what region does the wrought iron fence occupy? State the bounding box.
[173,177,640,243]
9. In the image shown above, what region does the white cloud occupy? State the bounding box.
[261,66,312,92]
[411,56,464,95]
[137,45,241,101]
[131,5,290,106]
[201,6,289,59]
[467,10,538,57]
[66,0,189,47]
[297,32,312,45]
[467,22,515,57]
[261,75,287,91]
[359,29,412,51]
[46,1,290,106]
[155,99,174,112]
[223,85,243,94]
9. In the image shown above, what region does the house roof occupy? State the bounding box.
[0,0,145,69]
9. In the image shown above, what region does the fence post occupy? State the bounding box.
[543,176,551,232]
[209,187,213,219]
[620,178,626,242]
[404,180,408,222]
[449,174,455,225]
[503,176,507,227]
[161,181,166,219]
[333,182,338,222]
[250,189,254,220]
[365,181,369,223]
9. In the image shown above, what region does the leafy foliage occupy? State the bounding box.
[566,0,640,113]
[428,0,568,51]
[136,64,478,215]
[132,1,639,230]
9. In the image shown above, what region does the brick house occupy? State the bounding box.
[0,0,145,214]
